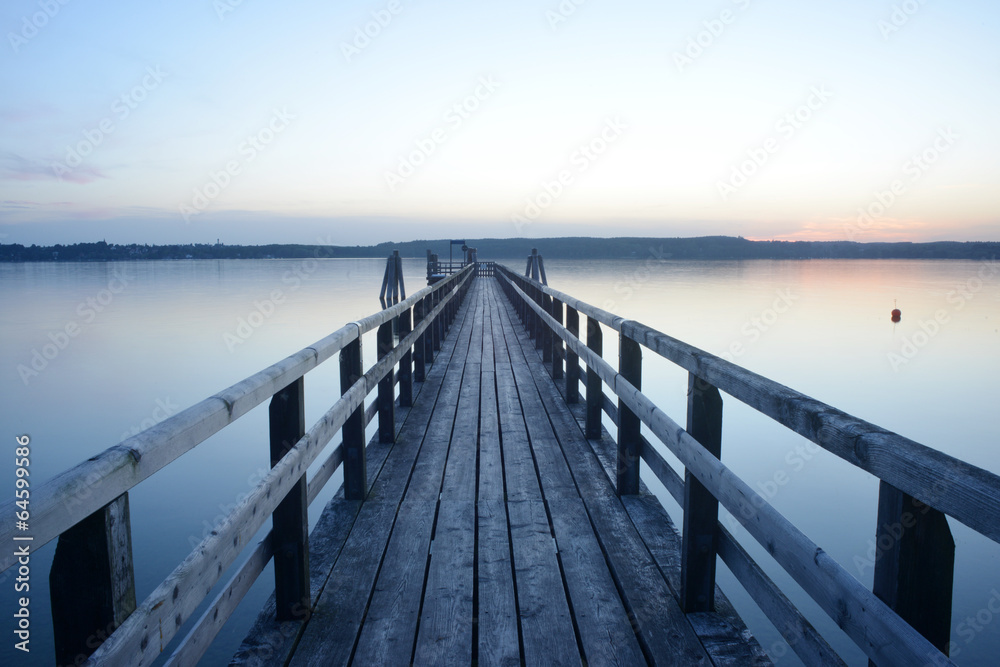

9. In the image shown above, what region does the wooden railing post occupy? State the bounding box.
[871,482,955,662]
[377,320,395,443]
[681,373,723,613]
[542,294,553,362]
[399,306,413,406]
[617,332,642,495]
[341,335,367,500]
[585,316,603,439]
[269,376,310,621]
[551,297,564,380]
[413,299,426,382]
[433,290,442,352]
[424,294,435,365]
[565,305,580,403]
[50,493,136,665]
[535,288,545,352]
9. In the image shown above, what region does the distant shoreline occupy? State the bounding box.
[2,236,998,262]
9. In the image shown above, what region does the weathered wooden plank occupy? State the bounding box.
[413,499,476,665]
[547,497,647,665]
[507,499,581,667]
[494,319,543,503]
[477,498,519,666]
[351,498,437,665]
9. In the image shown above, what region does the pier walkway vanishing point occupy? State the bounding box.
[4,259,999,666]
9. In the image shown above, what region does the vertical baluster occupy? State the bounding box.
[341,334,367,500]
[413,299,425,382]
[50,494,136,665]
[871,482,955,663]
[269,377,310,620]
[377,320,395,443]
[551,297,563,380]
[617,331,641,496]
[565,305,579,403]
[585,316,603,439]
[399,305,413,406]
[681,374,723,612]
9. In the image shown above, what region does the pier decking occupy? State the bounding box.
[234,278,765,666]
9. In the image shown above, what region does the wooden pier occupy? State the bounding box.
[4,258,999,666]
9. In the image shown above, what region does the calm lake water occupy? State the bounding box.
[1,257,997,665]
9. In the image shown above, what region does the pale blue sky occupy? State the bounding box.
[1,0,998,244]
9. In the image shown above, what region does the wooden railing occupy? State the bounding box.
[494,264,1000,667]
[0,264,474,666]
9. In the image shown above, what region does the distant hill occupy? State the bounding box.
[1,237,997,262]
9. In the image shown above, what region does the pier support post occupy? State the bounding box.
[377,320,395,443]
[585,317,603,439]
[399,306,413,406]
[681,374,723,613]
[565,306,579,403]
[50,493,136,665]
[551,297,564,380]
[269,376,310,620]
[341,335,367,500]
[871,482,955,662]
[617,333,642,495]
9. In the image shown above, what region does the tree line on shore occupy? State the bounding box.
[1,236,997,262]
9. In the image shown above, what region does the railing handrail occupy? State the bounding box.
[496,265,1000,544]
[0,264,475,572]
